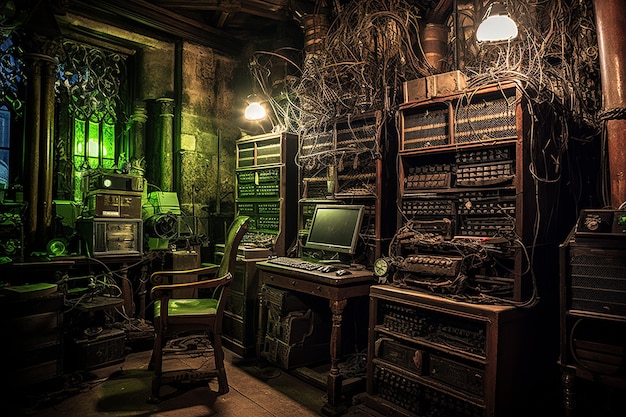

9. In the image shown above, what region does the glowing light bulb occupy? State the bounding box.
[476,2,518,43]
[244,102,266,121]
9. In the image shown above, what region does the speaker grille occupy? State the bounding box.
[569,247,626,316]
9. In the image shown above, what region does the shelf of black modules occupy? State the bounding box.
[396,80,560,302]
[359,285,539,417]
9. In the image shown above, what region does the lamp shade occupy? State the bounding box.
[244,101,266,121]
[476,2,518,43]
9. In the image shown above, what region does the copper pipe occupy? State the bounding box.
[302,13,329,56]
[421,23,449,72]
[594,0,626,207]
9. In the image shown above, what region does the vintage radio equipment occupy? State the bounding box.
[397,254,463,277]
[560,209,626,417]
[366,285,534,417]
[428,354,485,396]
[87,192,142,219]
[261,284,330,369]
[563,209,626,316]
[403,70,467,103]
[374,337,426,375]
[566,246,626,316]
[84,171,143,193]
[76,218,143,256]
[263,308,330,369]
[575,209,626,239]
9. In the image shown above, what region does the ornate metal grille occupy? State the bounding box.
[56,40,126,123]
[0,34,24,115]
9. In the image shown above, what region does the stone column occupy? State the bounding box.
[157,98,175,192]
[20,0,63,251]
[23,54,42,245]
[23,47,58,249]
[37,56,58,246]
[130,101,148,160]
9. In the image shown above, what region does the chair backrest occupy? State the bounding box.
[217,216,250,278]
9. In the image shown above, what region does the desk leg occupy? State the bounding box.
[120,262,135,317]
[323,298,347,415]
[137,264,148,319]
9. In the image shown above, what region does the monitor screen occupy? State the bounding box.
[304,204,365,254]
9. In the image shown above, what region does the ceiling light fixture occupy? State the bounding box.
[476,2,518,43]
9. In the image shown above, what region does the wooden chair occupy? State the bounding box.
[147,216,249,402]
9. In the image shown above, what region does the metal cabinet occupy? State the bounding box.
[559,213,626,417]
[394,81,560,301]
[236,132,299,256]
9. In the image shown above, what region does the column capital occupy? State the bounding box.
[130,103,148,124]
[157,97,175,116]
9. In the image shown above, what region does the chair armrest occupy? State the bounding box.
[150,264,220,285]
[150,272,232,301]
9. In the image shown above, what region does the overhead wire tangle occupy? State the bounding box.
[460,0,601,275]
[465,0,600,133]
[259,0,437,138]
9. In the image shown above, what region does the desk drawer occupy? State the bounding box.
[7,311,61,351]
[263,273,333,298]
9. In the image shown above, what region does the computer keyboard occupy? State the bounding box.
[267,256,338,273]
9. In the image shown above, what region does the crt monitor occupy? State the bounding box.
[304,204,365,255]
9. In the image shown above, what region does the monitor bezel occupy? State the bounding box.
[304,204,365,255]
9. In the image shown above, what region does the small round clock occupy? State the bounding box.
[374,257,390,277]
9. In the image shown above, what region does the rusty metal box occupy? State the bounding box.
[404,70,467,102]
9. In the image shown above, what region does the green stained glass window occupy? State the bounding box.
[58,40,125,203]
[74,119,85,157]
[102,122,115,166]
[72,117,116,202]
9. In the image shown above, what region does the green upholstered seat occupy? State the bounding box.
[154,298,218,317]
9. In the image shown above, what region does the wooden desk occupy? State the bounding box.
[255,261,374,415]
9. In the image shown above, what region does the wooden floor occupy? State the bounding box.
[7,340,379,417]
[15,335,622,417]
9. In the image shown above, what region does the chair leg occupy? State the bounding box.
[148,331,164,403]
[147,349,154,371]
[212,332,229,395]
